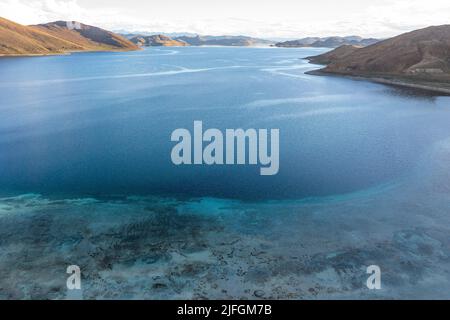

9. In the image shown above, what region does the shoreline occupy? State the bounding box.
[305,68,450,95]
[0,52,70,58]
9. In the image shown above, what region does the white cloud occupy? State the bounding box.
[0,0,449,38]
[0,0,82,24]
[361,0,450,36]
[0,0,124,27]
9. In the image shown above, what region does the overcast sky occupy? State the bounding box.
[1,0,449,39]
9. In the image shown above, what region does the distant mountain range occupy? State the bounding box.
[120,31,198,39]
[275,36,379,48]
[0,15,381,54]
[126,33,274,47]
[176,35,273,46]
[130,34,188,47]
[306,25,450,94]
[0,17,138,55]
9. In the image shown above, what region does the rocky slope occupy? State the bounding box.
[276,36,378,48]
[130,34,188,47]
[0,17,138,55]
[306,25,450,93]
[306,45,362,65]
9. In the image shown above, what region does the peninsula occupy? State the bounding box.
[305,25,450,94]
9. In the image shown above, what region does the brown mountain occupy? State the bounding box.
[0,17,138,56]
[0,17,81,55]
[306,45,361,65]
[34,21,139,51]
[130,34,188,47]
[306,25,450,93]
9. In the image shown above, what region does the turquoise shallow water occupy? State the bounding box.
[1,47,450,299]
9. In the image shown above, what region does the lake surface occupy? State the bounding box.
[1,47,450,299]
[1,46,450,200]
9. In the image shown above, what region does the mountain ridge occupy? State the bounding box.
[0,17,139,56]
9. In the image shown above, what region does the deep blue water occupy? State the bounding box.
[1,46,450,200]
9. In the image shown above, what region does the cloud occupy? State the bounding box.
[0,0,122,27]
[0,0,449,38]
[0,0,83,24]
[367,0,450,31]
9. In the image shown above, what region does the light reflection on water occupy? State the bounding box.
[1,47,450,200]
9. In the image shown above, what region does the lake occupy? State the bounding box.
[1,47,450,299]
